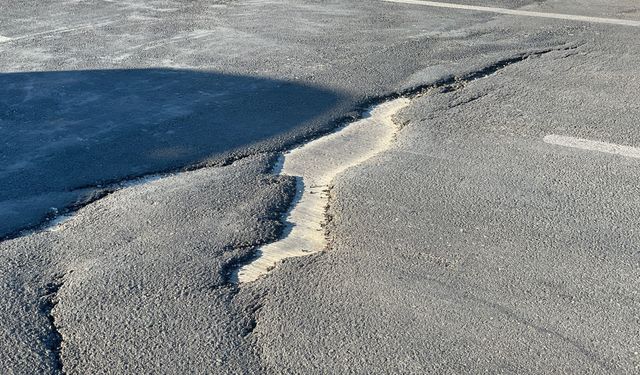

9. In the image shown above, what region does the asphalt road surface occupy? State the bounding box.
[1,0,639,373]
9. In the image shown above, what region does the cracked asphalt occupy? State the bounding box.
[1,0,639,373]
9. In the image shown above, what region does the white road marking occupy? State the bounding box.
[0,35,11,43]
[544,134,640,159]
[383,0,640,27]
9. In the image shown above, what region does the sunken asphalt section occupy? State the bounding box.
[1,0,640,373]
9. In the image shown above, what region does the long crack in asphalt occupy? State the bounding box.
[231,44,580,284]
[40,273,67,375]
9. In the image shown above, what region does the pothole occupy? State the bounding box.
[232,98,411,283]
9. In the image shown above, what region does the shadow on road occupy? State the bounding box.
[0,68,343,237]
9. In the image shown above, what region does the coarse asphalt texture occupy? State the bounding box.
[1,0,639,373]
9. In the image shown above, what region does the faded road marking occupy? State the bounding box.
[544,134,640,159]
[383,0,640,27]
[1,21,116,44]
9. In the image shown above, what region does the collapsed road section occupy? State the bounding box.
[233,98,411,283]
[232,46,577,284]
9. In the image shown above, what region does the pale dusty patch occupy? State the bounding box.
[235,98,411,283]
[544,134,640,159]
[0,35,11,43]
[46,214,74,232]
[43,175,165,233]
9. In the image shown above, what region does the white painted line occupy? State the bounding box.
[383,0,640,27]
[0,35,11,43]
[544,134,640,159]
